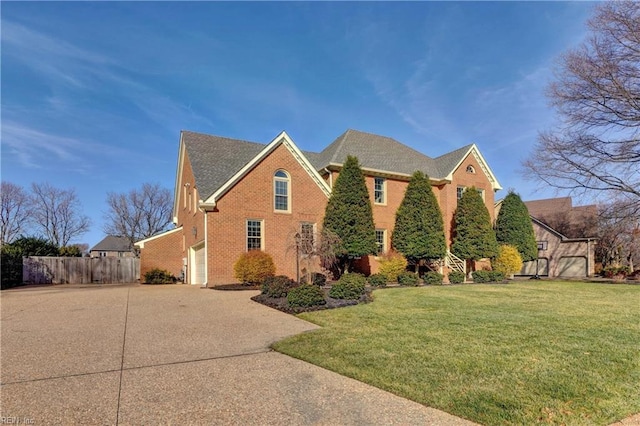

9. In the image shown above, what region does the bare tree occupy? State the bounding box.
[596,202,640,271]
[103,183,173,248]
[523,2,640,216]
[30,183,91,247]
[0,181,32,245]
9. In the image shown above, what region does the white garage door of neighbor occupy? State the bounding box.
[193,245,206,285]
[557,256,586,277]
[519,258,549,276]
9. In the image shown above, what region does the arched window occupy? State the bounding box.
[274,170,290,212]
[466,165,475,174]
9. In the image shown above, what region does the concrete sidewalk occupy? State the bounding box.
[1,284,477,425]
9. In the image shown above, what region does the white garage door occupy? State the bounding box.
[518,258,549,276]
[193,244,206,285]
[557,256,586,277]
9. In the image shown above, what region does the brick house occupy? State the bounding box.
[136,129,502,286]
[90,235,135,258]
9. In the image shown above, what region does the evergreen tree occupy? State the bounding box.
[495,191,538,262]
[392,171,446,271]
[451,187,498,261]
[322,156,376,273]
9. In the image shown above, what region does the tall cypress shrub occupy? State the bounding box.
[495,191,538,262]
[451,187,498,261]
[392,171,446,272]
[322,155,376,274]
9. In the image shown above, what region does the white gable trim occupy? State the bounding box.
[135,226,183,249]
[172,133,187,224]
[445,144,502,191]
[204,131,331,205]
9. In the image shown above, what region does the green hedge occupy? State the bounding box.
[448,270,465,284]
[423,271,444,285]
[472,270,506,283]
[329,273,366,299]
[398,272,420,286]
[287,284,326,307]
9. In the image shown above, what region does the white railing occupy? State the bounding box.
[445,250,466,275]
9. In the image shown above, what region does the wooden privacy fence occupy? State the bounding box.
[23,257,140,284]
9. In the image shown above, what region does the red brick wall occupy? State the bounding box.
[206,143,329,285]
[139,229,184,280]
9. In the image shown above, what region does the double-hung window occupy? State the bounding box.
[247,220,263,251]
[374,177,386,204]
[274,170,290,212]
[375,229,386,255]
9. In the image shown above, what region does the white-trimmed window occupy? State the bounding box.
[247,220,263,251]
[466,165,475,173]
[479,188,485,201]
[374,177,386,204]
[375,229,386,255]
[457,186,466,202]
[274,170,290,212]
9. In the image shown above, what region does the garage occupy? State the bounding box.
[518,258,549,276]
[557,256,587,277]
[191,243,206,285]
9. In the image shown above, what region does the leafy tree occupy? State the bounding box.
[1,237,59,289]
[31,183,91,247]
[451,187,498,262]
[523,2,640,217]
[1,181,32,245]
[495,191,538,262]
[392,171,446,271]
[322,156,376,274]
[59,245,83,257]
[103,183,173,248]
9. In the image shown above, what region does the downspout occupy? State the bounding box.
[586,238,591,277]
[203,204,208,288]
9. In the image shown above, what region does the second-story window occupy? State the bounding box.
[374,177,386,204]
[274,170,290,212]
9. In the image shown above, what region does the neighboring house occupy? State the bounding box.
[496,197,597,278]
[90,235,135,258]
[136,129,502,286]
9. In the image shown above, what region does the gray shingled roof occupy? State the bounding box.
[91,235,133,252]
[182,131,265,199]
[182,129,480,199]
[309,129,471,180]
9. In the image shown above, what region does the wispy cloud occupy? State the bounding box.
[1,121,131,174]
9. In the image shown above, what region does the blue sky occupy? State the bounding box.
[1,1,595,247]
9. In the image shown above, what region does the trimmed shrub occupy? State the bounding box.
[448,270,465,284]
[329,273,366,299]
[603,266,630,278]
[233,251,275,285]
[287,284,326,307]
[144,268,176,284]
[367,273,387,287]
[472,270,492,283]
[493,244,523,276]
[262,275,297,298]
[472,270,505,283]
[378,251,408,283]
[423,271,444,285]
[398,272,420,286]
[490,271,506,282]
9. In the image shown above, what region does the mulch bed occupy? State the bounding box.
[211,283,373,314]
[251,290,373,314]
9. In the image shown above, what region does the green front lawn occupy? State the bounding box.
[273,282,640,425]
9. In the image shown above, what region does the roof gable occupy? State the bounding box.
[202,131,331,206]
[91,235,133,252]
[310,129,442,178]
[443,144,502,191]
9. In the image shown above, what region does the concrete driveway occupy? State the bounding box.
[1,284,476,425]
